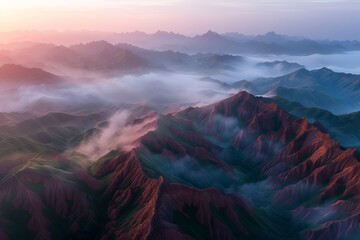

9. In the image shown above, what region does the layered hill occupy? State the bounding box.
[5,41,303,77]
[69,41,150,73]
[256,60,305,74]
[0,111,109,156]
[267,97,360,150]
[9,42,152,77]
[118,43,245,73]
[234,67,360,114]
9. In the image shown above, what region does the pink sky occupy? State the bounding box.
[0,0,359,39]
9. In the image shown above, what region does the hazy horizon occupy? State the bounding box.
[1,0,360,41]
[0,29,329,41]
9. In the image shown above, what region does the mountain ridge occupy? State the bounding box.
[1,30,359,55]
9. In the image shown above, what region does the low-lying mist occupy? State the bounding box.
[2,48,360,159]
[76,110,158,160]
[0,72,239,113]
[1,49,358,115]
[0,72,240,159]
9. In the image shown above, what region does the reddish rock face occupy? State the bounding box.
[92,150,163,240]
[91,150,296,240]
[1,91,360,239]
[134,91,360,239]
[149,183,293,240]
[0,154,103,240]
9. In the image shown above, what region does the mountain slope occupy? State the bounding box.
[0,92,360,239]
[117,43,245,73]
[0,153,103,240]
[266,97,360,150]
[234,68,360,114]
[0,111,109,156]
[9,41,152,76]
[69,41,150,73]
[256,60,305,74]
[132,91,360,239]
[0,64,61,85]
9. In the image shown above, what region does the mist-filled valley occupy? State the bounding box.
[1,29,360,240]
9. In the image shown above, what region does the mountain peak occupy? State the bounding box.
[154,30,175,36]
[225,90,254,103]
[264,31,281,37]
[71,40,114,50]
[314,67,334,74]
[284,67,312,78]
[203,30,221,37]
[70,40,117,55]
[195,30,227,42]
[206,30,216,34]
[254,31,287,43]
[83,40,114,48]
[294,67,310,74]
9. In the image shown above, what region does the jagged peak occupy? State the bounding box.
[200,30,222,38]
[264,31,281,36]
[285,67,312,77]
[227,90,253,101]
[71,40,114,49]
[153,30,182,37]
[312,67,334,74]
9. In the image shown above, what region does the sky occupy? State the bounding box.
[0,0,359,40]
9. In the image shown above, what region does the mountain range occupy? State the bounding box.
[232,67,360,114]
[0,91,359,239]
[1,30,360,55]
[0,41,303,77]
[267,97,360,150]
[1,30,360,240]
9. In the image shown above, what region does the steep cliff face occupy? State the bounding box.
[91,150,163,240]
[91,149,296,240]
[148,182,297,240]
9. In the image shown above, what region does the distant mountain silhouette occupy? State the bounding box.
[1,30,359,55]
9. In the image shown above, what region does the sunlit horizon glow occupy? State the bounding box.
[1,0,360,40]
